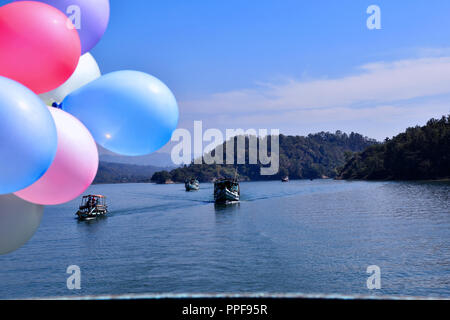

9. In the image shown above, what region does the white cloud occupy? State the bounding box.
[177,55,450,140]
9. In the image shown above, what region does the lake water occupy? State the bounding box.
[0,180,449,299]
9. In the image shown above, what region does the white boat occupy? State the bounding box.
[214,178,240,203]
[185,178,200,191]
[76,195,108,220]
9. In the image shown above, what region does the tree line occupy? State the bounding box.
[337,115,450,180]
[151,131,377,183]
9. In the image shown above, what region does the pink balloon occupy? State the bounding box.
[15,108,98,205]
[0,1,81,94]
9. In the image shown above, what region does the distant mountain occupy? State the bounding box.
[94,162,165,184]
[337,115,450,180]
[97,145,176,168]
[151,131,377,183]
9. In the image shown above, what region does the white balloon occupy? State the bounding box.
[0,194,44,255]
[39,53,101,106]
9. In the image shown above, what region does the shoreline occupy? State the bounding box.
[92,177,450,186]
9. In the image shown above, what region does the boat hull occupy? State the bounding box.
[185,183,199,191]
[214,188,240,203]
[76,209,107,220]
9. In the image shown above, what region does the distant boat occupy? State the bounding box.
[281,176,289,182]
[76,195,108,220]
[214,178,240,203]
[185,178,200,191]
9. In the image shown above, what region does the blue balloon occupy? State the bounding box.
[0,76,57,195]
[63,71,179,156]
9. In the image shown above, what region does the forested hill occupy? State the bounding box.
[151,131,377,183]
[337,115,450,180]
[94,162,165,184]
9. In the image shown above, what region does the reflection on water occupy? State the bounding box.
[76,215,108,229]
[214,202,241,213]
[0,180,449,299]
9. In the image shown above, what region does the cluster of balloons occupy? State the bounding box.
[0,1,179,254]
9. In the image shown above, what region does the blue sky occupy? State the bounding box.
[2,0,450,142]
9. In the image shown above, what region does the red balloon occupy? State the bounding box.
[0,1,81,94]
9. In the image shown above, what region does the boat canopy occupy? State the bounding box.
[215,178,238,184]
[82,194,106,199]
[80,195,107,207]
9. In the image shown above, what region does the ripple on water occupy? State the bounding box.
[0,180,449,298]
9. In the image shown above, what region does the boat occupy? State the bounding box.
[76,195,108,220]
[214,178,240,203]
[281,176,289,182]
[185,178,200,191]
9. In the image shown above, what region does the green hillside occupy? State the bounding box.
[94,162,164,184]
[337,115,450,180]
[151,131,377,183]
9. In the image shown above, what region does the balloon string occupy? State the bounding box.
[51,102,63,109]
